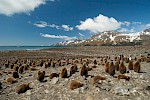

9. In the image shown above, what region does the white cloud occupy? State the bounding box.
[76,14,121,33]
[119,21,147,33]
[0,0,55,16]
[34,21,48,28]
[118,27,136,33]
[47,0,55,1]
[34,21,73,31]
[49,24,61,29]
[79,33,84,36]
[133,22,142,25]
[40,33,77,40]
[146,24,150,27]
[34,21,61,29]
[118,28,129,32]
[130,28,136,33]
[61,25,73,31]
[121,21,131,26]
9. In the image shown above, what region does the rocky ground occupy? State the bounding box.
[0,46,150,100]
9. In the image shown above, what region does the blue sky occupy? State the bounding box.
[0,0,150,46]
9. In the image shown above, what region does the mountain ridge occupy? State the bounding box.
[52,28,150,46]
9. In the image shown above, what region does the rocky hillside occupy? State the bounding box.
[53,28,150,46]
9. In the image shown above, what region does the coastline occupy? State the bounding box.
[0,46,67,51]
[36,45,150,58]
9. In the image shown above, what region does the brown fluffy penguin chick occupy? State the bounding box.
[133,61,140,73]
[118,74,130,81]
[13,65,19,72]
[74,59,79,64]
[119,61,126,74]
[69,80,83,90]
[18,66,24,74]
[24,64,29,71]
[117,59,120,64]
[93,75,106,84]
[92,65,97,68]
[49,73,59,79]
[146,57,150,63]
[0,72,2,75]
[29,66,37,71]
[4,63,9,68]
[51,62,55,67]
[12,71,19,78]
[108,61,115,76]
[60,68,68,78]
[86,67,92,71]
[43,62,50,68]
[7,70,13,74]
[70,65,77,76]
[0,82,2,89]
[39,61,44,67]
[128,61,133,70]
[10,63,14,69]
[93,59,97,65]
[5,77,17,84]
[104,62,109,73]
[58,61,62,66]
[114,61,119,71]
[16,83,30,94]
[125,57,129,63]
[80,64,88,76]
[37,70,45,82]
[104,59,107,64]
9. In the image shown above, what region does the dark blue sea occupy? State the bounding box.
[0,46,65,51]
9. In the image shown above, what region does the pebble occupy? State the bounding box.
[103,98,109,100]
[44,90,49,94]
[74,88,80,94]
[95,87,100,94]
[26,90,31,95]
[146,86,150,91]
[86,95,94,100]
[114,86,130,96]
[51,77,59,85]
[136,97,142,100]
[101,85,111,91]
[64,78,69,82]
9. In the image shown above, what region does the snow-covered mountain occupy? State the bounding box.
[52,38,85,46]
[83,31,142,46]
[53,28,150,46]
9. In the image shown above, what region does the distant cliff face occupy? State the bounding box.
[53,28,150,46]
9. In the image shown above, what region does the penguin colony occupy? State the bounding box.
[1,51,148,95]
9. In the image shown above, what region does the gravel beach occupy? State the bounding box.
[0,46,150,100]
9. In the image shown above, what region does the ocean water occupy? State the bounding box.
[0,46,65,51]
